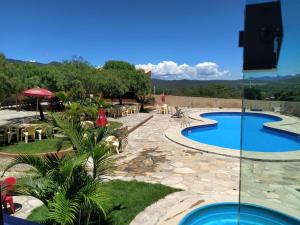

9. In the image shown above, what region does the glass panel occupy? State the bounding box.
[240,0,300,224]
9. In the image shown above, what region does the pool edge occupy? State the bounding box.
[165,110,300,161]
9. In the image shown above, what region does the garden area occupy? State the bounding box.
[1,110,178,225]
[27,180,179,225]
[0,55,181,225]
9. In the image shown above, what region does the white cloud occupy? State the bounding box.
[136,61,230,80]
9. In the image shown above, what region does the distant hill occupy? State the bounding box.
[152,74,300,100]
[7,58,61,66]
[246,74,300,81]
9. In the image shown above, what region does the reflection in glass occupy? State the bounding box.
[240,0,300,224]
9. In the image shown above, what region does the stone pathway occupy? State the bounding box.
[113,111,240,225]
[0,110,37,126]
[108,112,152,130]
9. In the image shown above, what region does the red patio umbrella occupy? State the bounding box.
[96,107,108,127]
[23,88,53,97]
[22,88,53,120]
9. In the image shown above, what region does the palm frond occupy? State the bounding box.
[52,113,84,152]
[14,176,57,206]
[77,181,108,218]
[58,153,87,180]
[91,144,115,179]
[49,191,79,225]
[2,154,48,177]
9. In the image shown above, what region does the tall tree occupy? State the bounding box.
[133,70,151,111]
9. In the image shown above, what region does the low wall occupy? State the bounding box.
[154,95,300,117]
[154,95,242,108]
[244,100,300,117]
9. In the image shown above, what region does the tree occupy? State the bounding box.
[244,87,263,100]
[133,70,151,111]
[0,54,14,105]
[101,70,129,104]
[102,60,135,71]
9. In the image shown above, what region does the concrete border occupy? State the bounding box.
[128,115,154,134]
[0,147,74,158]
[165,110,300,161]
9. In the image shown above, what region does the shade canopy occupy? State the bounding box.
[23,88,53,97]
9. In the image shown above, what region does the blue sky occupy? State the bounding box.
[0,0,245,80]
[1,0,299,80]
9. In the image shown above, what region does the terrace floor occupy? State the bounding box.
[1,108,299,224]
[0,110,37,126]
[114,109,240,225]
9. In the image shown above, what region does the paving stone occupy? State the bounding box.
[173,167,195,174]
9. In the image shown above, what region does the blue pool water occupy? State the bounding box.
[179,203,300,225]
[182,112,300,152]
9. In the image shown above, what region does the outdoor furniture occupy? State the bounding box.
[96,107,108,127]
[272,106,281,113]
[81,121,94,129]
[129,105,139,113]
[105,136,120,154]
[121,106,129,117]
[171,106,184,118]
[21,125,38,143]
[117,126,129,152]
[7,126,19,144]
[161,104,168,114]
[36,124,49,140]
[1,177,17,213]
[0,126,8,145]
[108,107,121,118]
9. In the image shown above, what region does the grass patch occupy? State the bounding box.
[27,205,49,224]
[108,121,123,130]
[27,180,179,225]
[0,138,71,154]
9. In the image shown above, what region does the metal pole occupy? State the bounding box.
[36,97,39,119]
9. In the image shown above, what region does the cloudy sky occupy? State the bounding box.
[136,61,231,80]
[0,0,245,80]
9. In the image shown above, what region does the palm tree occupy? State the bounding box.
[3,114,115,225]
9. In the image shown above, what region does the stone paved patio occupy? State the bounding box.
[109,112,152,130]
[1,108,299,223]
[0,110,37,126]
[112,110,240,225]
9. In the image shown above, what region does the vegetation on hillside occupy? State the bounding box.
[1,53,299,103]
[0,54,151,107]
[152,76,300,101]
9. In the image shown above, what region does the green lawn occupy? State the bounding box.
[0,138,71,154]
[27,180,180,225]
[108,121,123,130]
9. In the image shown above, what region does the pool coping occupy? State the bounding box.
[165,110,300,161]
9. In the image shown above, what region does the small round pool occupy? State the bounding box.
[182,112,300,152]
[179,202,300,225]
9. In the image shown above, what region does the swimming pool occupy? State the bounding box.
[182,112,300,152]
[179,202,300,225]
